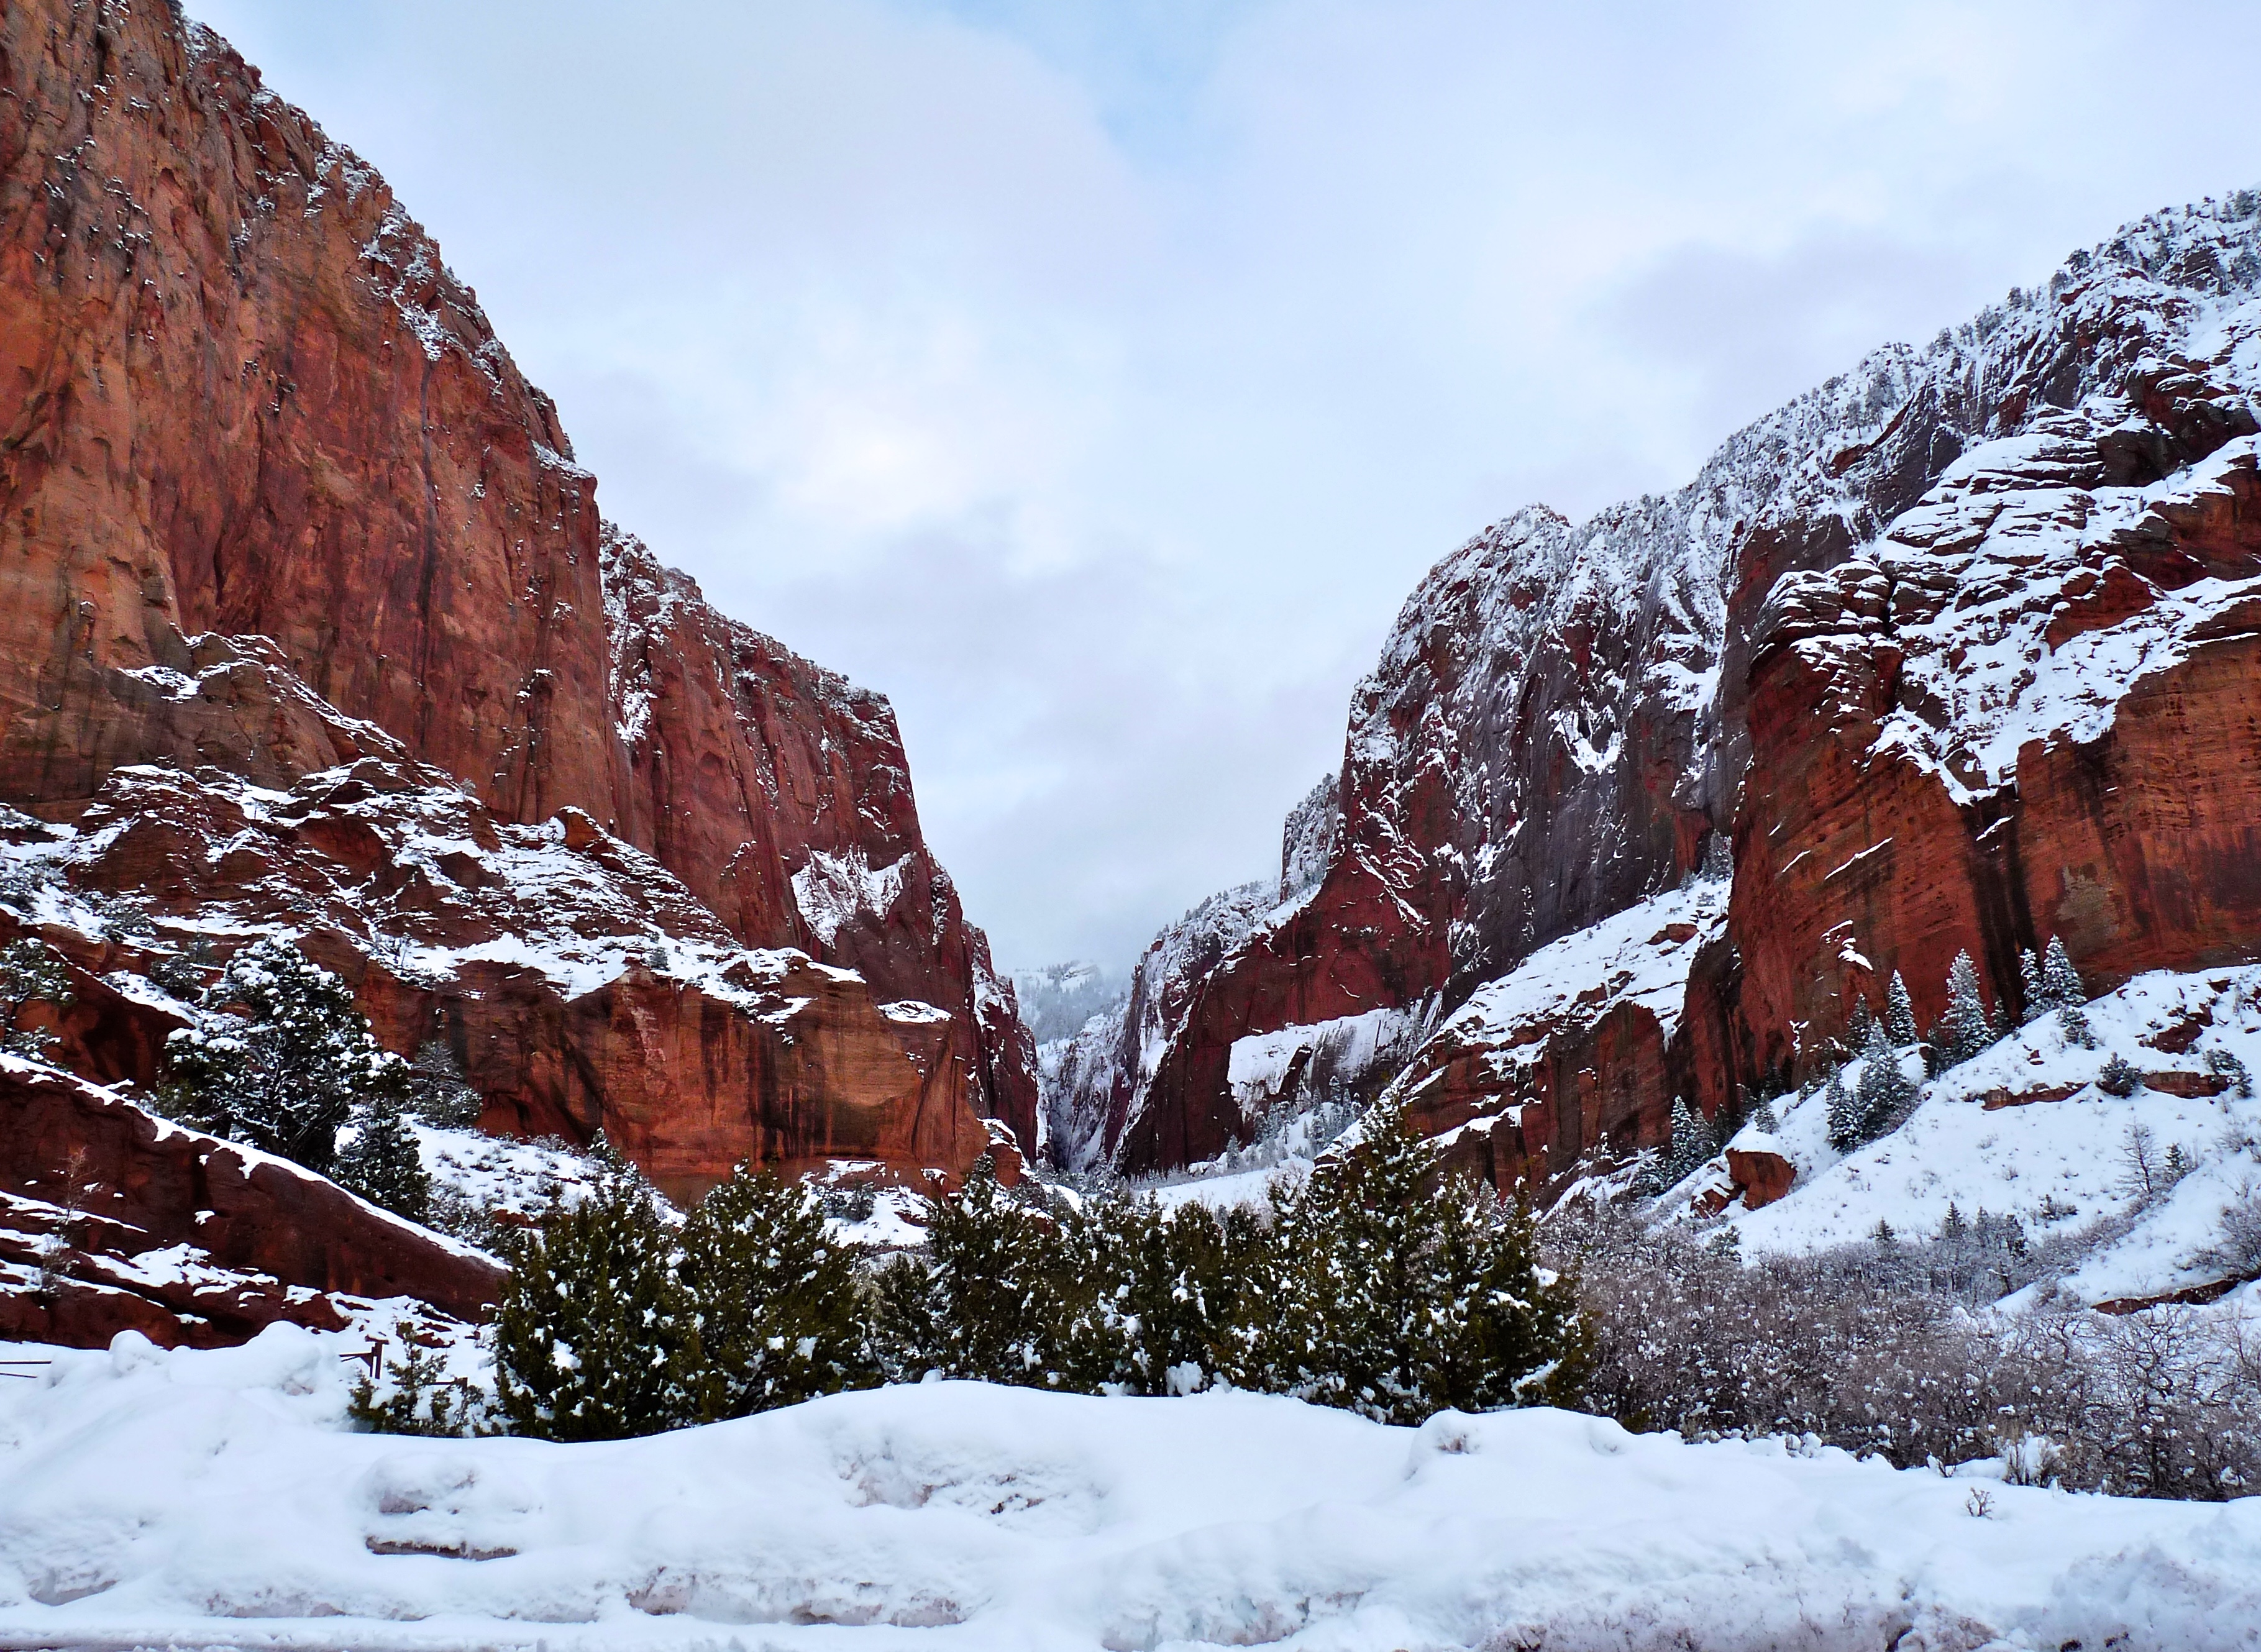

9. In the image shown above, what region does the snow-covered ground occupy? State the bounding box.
[4,1325,2260,1651]
[1697,968,2261,1306]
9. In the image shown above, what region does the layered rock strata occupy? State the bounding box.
[0,0,1035,1205]
[0,1059,500,1349]
[1065,191,2261,1194]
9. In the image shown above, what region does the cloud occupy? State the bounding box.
[190,0,2261,969]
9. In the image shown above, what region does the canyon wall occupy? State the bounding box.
[0,0,1035,1198]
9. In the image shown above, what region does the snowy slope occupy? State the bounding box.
[1704,969,2261,1307]
[4,1327,2261,1650]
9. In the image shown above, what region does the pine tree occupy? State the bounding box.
[1846,995,1880,1054]
[0,937,73,1060]
[673,1164,876,1420]
[1231,1104,1589,1423]
[2040,938,2095,1046]
[1885,971,1920,1048]
[1051,1195,1256,1395]
[1932,950,1996,1070]
[334,1090,431,1222]
[869,1155,1066,1385]
[1751,1092,1781,1134]
[1854,1020,1918,1143]
[161,938,409,1175]
[492,1143,686,1441]
[2019,947,2046,1024]
[1825,1066,1860,1152]
[1662,1098,1710,1187]
[406,1039,483,1128]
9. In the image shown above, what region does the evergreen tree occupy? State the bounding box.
[491,1143,686,1441]
[1854,1020,1919,1143]
[161,938,409,1175]
[2096,1052,2143,1097]
[674,1164,876,1420]
[0,937,73,1060]
[2039,938,2095,1046]
[1825,1066,1860,1152]
[1231,1105,1591,1423]
[406,1038,483,1128]
[334,1090,431,1221]
[1662,1098,1711,1187]
[2018,947,2047,1025]
[1932,950,1996,1070]
[1884,971,1920,1049]
[869,1155,1067,1385]
[1751,1092,1781,1134]
[1846,995,1880,1055]
[1051,1195,1258,1395]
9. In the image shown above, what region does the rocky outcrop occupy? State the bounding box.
[1060,191,2261,1195]
[1,754,1017,1205]
[0,0,1035,1192]
[0,1059,500,1349]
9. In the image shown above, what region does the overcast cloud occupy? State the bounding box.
[190,0,2261,973]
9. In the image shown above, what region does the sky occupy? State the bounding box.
[189,0,2261,976]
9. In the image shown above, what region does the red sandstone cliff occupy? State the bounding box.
[1062,191,2261,1197]
[0,0,1036,1203]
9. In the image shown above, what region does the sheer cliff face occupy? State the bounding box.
[1088,191,2261,1182]
[0,0,1035,1174]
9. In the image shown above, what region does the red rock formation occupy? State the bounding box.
[1724,1147,1795,1211]
[0,1061,500,1348]
[14,756,1016,1205]
[0,0,1036,1189]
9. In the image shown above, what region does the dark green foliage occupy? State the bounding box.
[867,1115,1593,1427]
[147,938,217,1003]
[335,1090,432,1222]
[1051,1194,1261,1395]
[160,938,409,1175]
[2097,1052,2143,1097]
[491,1143,687,1442]
[495,1150,882,1440]
[407,1038,484,1128]
[348,1341,490,1437]
[870,1156,1068,1384]
[675,1164,878,1420]
[1930,951,1996,1071]
[1661,1097,1711,1187]
[2205,1046,2253,1098]
[0,937,74,1059]
[1852,1021,1919,1145]
[1228,1106,1592,1424]
[1884,970,1920,1049]
[2042,938,2094,1047]
[1822,1067,1858,1151]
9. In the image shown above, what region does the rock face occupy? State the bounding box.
[0,0,1035,1202]
[1060,191,2261,1197]
[0,1059,501,1349]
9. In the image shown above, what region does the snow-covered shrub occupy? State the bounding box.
[1230,1106,1591,1422]
[146,938,216,1002]
[347,1341,495,1438]
[675,1166,877,1420]
[1549,1206,2261,1499]
[495,1149,880,1440]
[492,1143,688,1441]
[2205,1046,2254,1099]
[1661,1097,1712,1186]
[406,1038,483,1128]
[2097,1052,2144,1097]
[1051,1194,1264,1396]
[334,1090,431,1221]
[869,1154,1069,1386]
[2202,1182,2261,1278]
[159,938,409,1175]
[0,936,73,1059]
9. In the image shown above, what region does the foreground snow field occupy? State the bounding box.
[2,1328,2259,1651]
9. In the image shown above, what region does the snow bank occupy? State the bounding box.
[3,1328,2260,1650]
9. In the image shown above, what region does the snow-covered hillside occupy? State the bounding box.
[4,1325,2259,1651]
[1665,968,2261,1308]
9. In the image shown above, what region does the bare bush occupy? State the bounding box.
[1547,1207,2261,1499]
